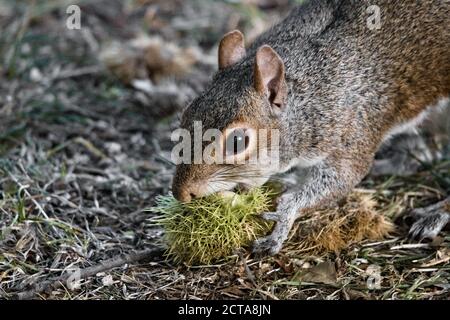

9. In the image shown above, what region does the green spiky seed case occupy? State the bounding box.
[149,187,275,265]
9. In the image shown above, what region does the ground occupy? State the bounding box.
[0,0,449,300]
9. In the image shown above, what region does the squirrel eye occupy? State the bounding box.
[225,128,250,156]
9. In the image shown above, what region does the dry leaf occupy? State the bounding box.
[294,261,337,285]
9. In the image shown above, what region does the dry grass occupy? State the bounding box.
[289,193,395,255]
[0,0,449,300]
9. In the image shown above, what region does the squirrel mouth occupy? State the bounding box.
[216,184,247,199]
[235,183,251,193]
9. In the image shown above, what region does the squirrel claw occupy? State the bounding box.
[407,197,450,241]
[252,215,291,255]
[252,234,283,256]
[408,213,449,241]
[408,215,446,241]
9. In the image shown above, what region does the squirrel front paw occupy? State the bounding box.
[252,211,292,255]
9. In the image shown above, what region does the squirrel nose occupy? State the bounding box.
[173,185,200,203]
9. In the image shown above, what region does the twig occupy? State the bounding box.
[236,250,256,285]
[52,65,102,80]
[74,137,108,160]
[14,247,165,300]
[361,237,400,247]
[390,243,431,250]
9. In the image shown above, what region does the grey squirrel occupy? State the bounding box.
[172,0,450,254]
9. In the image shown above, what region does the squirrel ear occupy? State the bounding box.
[218,30,246,70]
[254,45,287,112]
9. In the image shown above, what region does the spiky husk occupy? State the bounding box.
[149,187,275,265]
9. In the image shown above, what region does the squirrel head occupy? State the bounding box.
[172,30,288,202]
